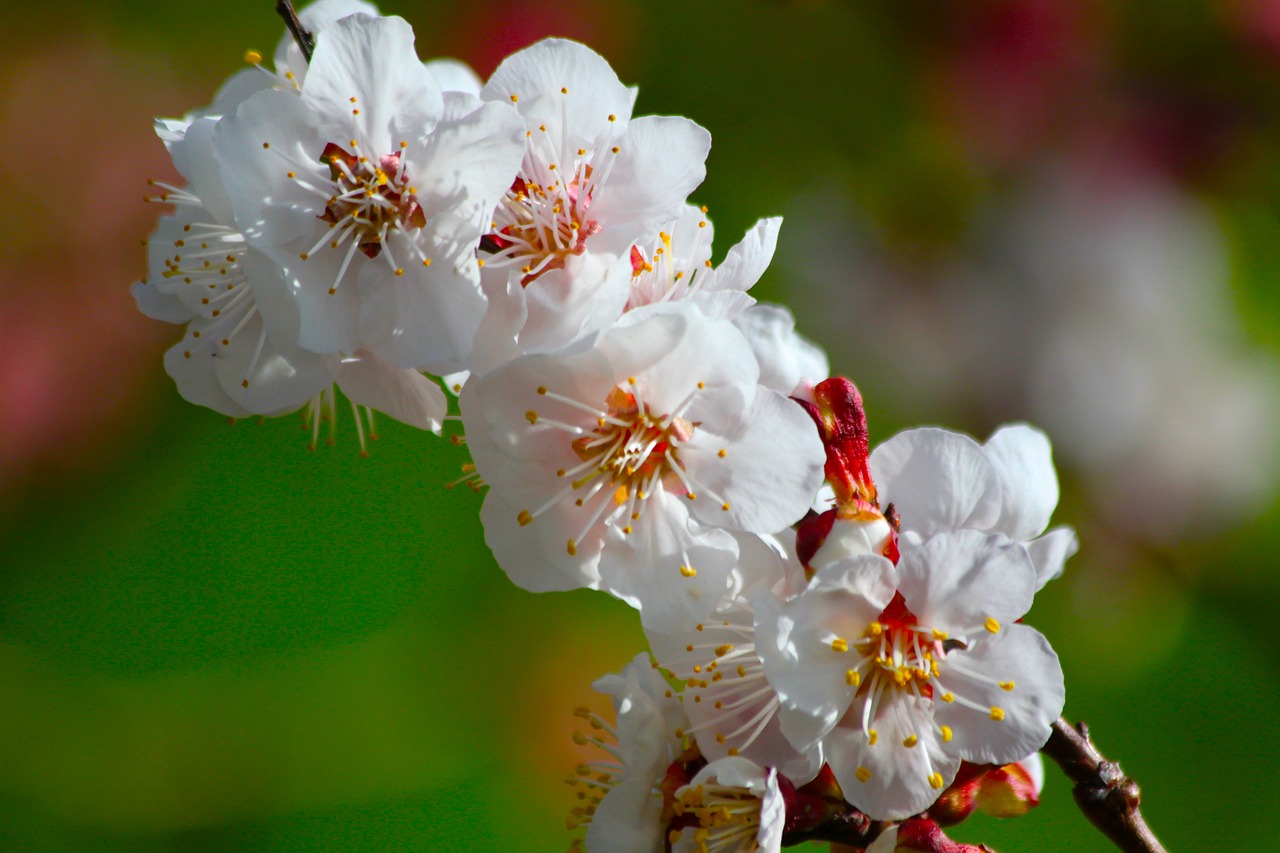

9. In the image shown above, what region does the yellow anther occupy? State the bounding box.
[999,680,1015,692]
[929,772,945,790]
[941,692,955,703]
[717,449,727,458]
[510,94,519,102]
[622,526,632,535]
[536,385,547,395]
[721,502,731,511]
[525,410,538,424]
[831,637,849,653]
[395,268,404,276]
[902,734,918,748]
[614,485,629,505]
[422,258,432,267]
[611,146,620,154]
[867,622,884,636]
[572,730,588,745]
[715,733,726,744]
[846,669,860,686]
[985,617,1001,634]
[855,767,872,783]
[868,729,878,745]
[244,49,262,64]
[714,644,733,656]
[608,113,617,121]
[940,725,953,743]
[561,86,569,94]
[517,510,533,527]
[737,665,747,677]
[932,628,948,640]
[567,539,577,556]
[990,707,1005,721]
[679,565,697,578]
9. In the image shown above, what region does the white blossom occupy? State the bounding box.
[461,307,825,631]
[755,530,1065,820]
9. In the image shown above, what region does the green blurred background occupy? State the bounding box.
[2,0,1278,850]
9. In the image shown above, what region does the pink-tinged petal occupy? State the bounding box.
[589,115,712,251]
[355,227,486,372]
[335,354,446,432]
[685,389,826,534]
[424,58,482,96]
[600,493,739,632]
[415,94,526,231]
[1025,526,1078,591]
[213,312,337,414]
[933,624,1064,766]
[131,281,192,324]
[706,216,782,294]
[983,423,1060,541]
[755,557,896,751]
[162,340,251,419]
[896,530,1036,636]
[869,428,1003,538]
[518,252,633,356]
[733,303,830,397]
[827,693,961,820]
[479,490,603,592]
[482,38,632,146]
[303,15,443,152]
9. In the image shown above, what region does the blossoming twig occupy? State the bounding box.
[275,0,315,62]
[1041,718,1168,853]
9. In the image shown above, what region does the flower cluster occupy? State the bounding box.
[133,3,1073,850]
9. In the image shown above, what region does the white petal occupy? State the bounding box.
[424,58,482,95]
[600,496,739,633]
[462,271,526,378]
[336,353,446,432]
[1026,526,1078,591]
[131,281,193,324]
[415,94,527,232]
[355,229,486,372]
[585,778,664,853]
[685,389,826,534]
[827,693,961,820]
[162,340,252,418]
[589,115,711,249]
[272,0,382,84]
[478,490,603,592]
[213,312,337,414]
[482,38,632,145]
[933,624,1065,766]
[870,427,1003,537]
[895,530,1036,636]
[303,15,443,153]
[707,216,782,294]
[755,557,896,751]
[983,423,1060,541]
[732,303,831,397]
[518,252,632,355]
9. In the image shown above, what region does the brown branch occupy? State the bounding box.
[1041,717,1169,853]
[275,0,315,63]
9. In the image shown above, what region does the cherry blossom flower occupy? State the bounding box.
[755,530,1065,820]
[134,106,446,436]
[214,14,526,372]
[473,38,712,365]
[460,308,825,630]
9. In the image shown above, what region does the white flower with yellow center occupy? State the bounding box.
[134,113,446,436]
[214,14,526,373]
[460,307,825,631]
[472,38,713,368]
[755,529,1064,820]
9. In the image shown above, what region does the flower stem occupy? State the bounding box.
[275,0,315,63]
[1041,717,1169,853]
